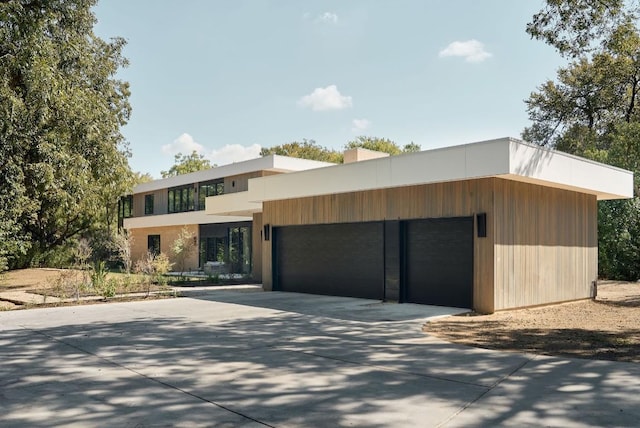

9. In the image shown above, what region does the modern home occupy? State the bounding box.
[207,137,634,314]
[119,155,333,277]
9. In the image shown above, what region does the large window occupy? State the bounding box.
[148,235,160,256]
[168,185,195,213]
[198,179,224,210]
[144,194,154,215]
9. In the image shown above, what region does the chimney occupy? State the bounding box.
[343,147,390,163]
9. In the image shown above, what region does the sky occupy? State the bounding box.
[93,0,564,178]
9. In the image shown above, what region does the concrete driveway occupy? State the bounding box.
[0,289,638,427]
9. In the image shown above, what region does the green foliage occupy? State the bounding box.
[90,260,108,290]
[171,226,196,274]
[161,151,212,178]
[0,0,134,269]
[526,0,632,57]
[260,139,343,163]
[526,1,640,280]
[346,136,421,155]
[261,137,421,164]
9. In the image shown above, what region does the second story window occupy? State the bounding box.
[198,179,224,210]
[119,195,133,219]
[168,185,195,213]
[145,194,154,215]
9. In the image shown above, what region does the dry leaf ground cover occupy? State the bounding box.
[0,268,173,310]
[423,281,640,363]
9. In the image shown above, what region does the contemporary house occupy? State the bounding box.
[207,137,633,314]
[119,155,333,277]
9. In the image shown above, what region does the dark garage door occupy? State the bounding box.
[274,222,384,300]
[405,217,473,308]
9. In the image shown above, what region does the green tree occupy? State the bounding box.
[527,0,633,58]
[1,0,133,270]
[161,151,212,178]
[346,136,421,154]
[260,139,343,163]
[171,226,196,275]
[525,0,640,279]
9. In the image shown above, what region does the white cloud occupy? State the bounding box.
[316,12,338,24]
[438,40,492,63]
[162,134,261,167]
[303,11,338,24]
[162,133,204,155]
[204,144,262,166]
[298,85,353,111]
[351,118,371,133]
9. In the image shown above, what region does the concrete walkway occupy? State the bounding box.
[0,290,638,427]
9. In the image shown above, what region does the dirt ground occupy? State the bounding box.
[0,268,174,310]
[424,281,640,363]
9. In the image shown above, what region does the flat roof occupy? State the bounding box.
[245,137,633,203]
[133,155,334,194]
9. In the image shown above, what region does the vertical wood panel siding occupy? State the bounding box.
[262,179,496,313]
[492,179,597,310]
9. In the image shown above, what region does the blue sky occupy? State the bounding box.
[93,1,564,178]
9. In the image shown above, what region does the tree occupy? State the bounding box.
[525,0,640,279]
[171,226,196,275]
[161,151,212,178]
[261,137,421,164]
[260,139,344,163]
[526,0,634,58]
[1,0,133,270]
[346,136,421,155]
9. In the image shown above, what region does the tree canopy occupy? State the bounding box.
[261,137,421,164]
[260,139,344,163]
[160,151,213,178]
[525,0,640,279]
[0,0,133,269]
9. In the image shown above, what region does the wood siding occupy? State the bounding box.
[492,179,597,310]
[262,179,496,313]
[129,224,199,271]
[133,189,168,217]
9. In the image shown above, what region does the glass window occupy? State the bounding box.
[144,194,154,215]
[168,185,195,213]
[148,235,160,256]
[119,195,133,218]
[198,179,224,210]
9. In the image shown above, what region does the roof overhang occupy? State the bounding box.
[246,138,633,203]
[206,137,633,216]
[205,192,261,217]
[123,211,251,229]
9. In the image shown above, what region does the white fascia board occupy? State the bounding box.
[508,139,634,200]
[247,138,512,202]
[133,155,335,194]
[246,137,633,203]
[205,192,261,217]
[123,211,251,230]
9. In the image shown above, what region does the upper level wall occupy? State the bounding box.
[130,171,282,220]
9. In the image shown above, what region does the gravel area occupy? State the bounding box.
[423,281,640,362]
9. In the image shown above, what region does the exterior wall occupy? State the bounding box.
[492,179,597,310]
[252,212,263,282]
[129,224,199,272]
[261,179,496,313]
[225,172,264,194]
[132,189,167,217]
[261,177,598,313]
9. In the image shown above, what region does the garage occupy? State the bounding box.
[404,217,474,308]
[273,222,384,299]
